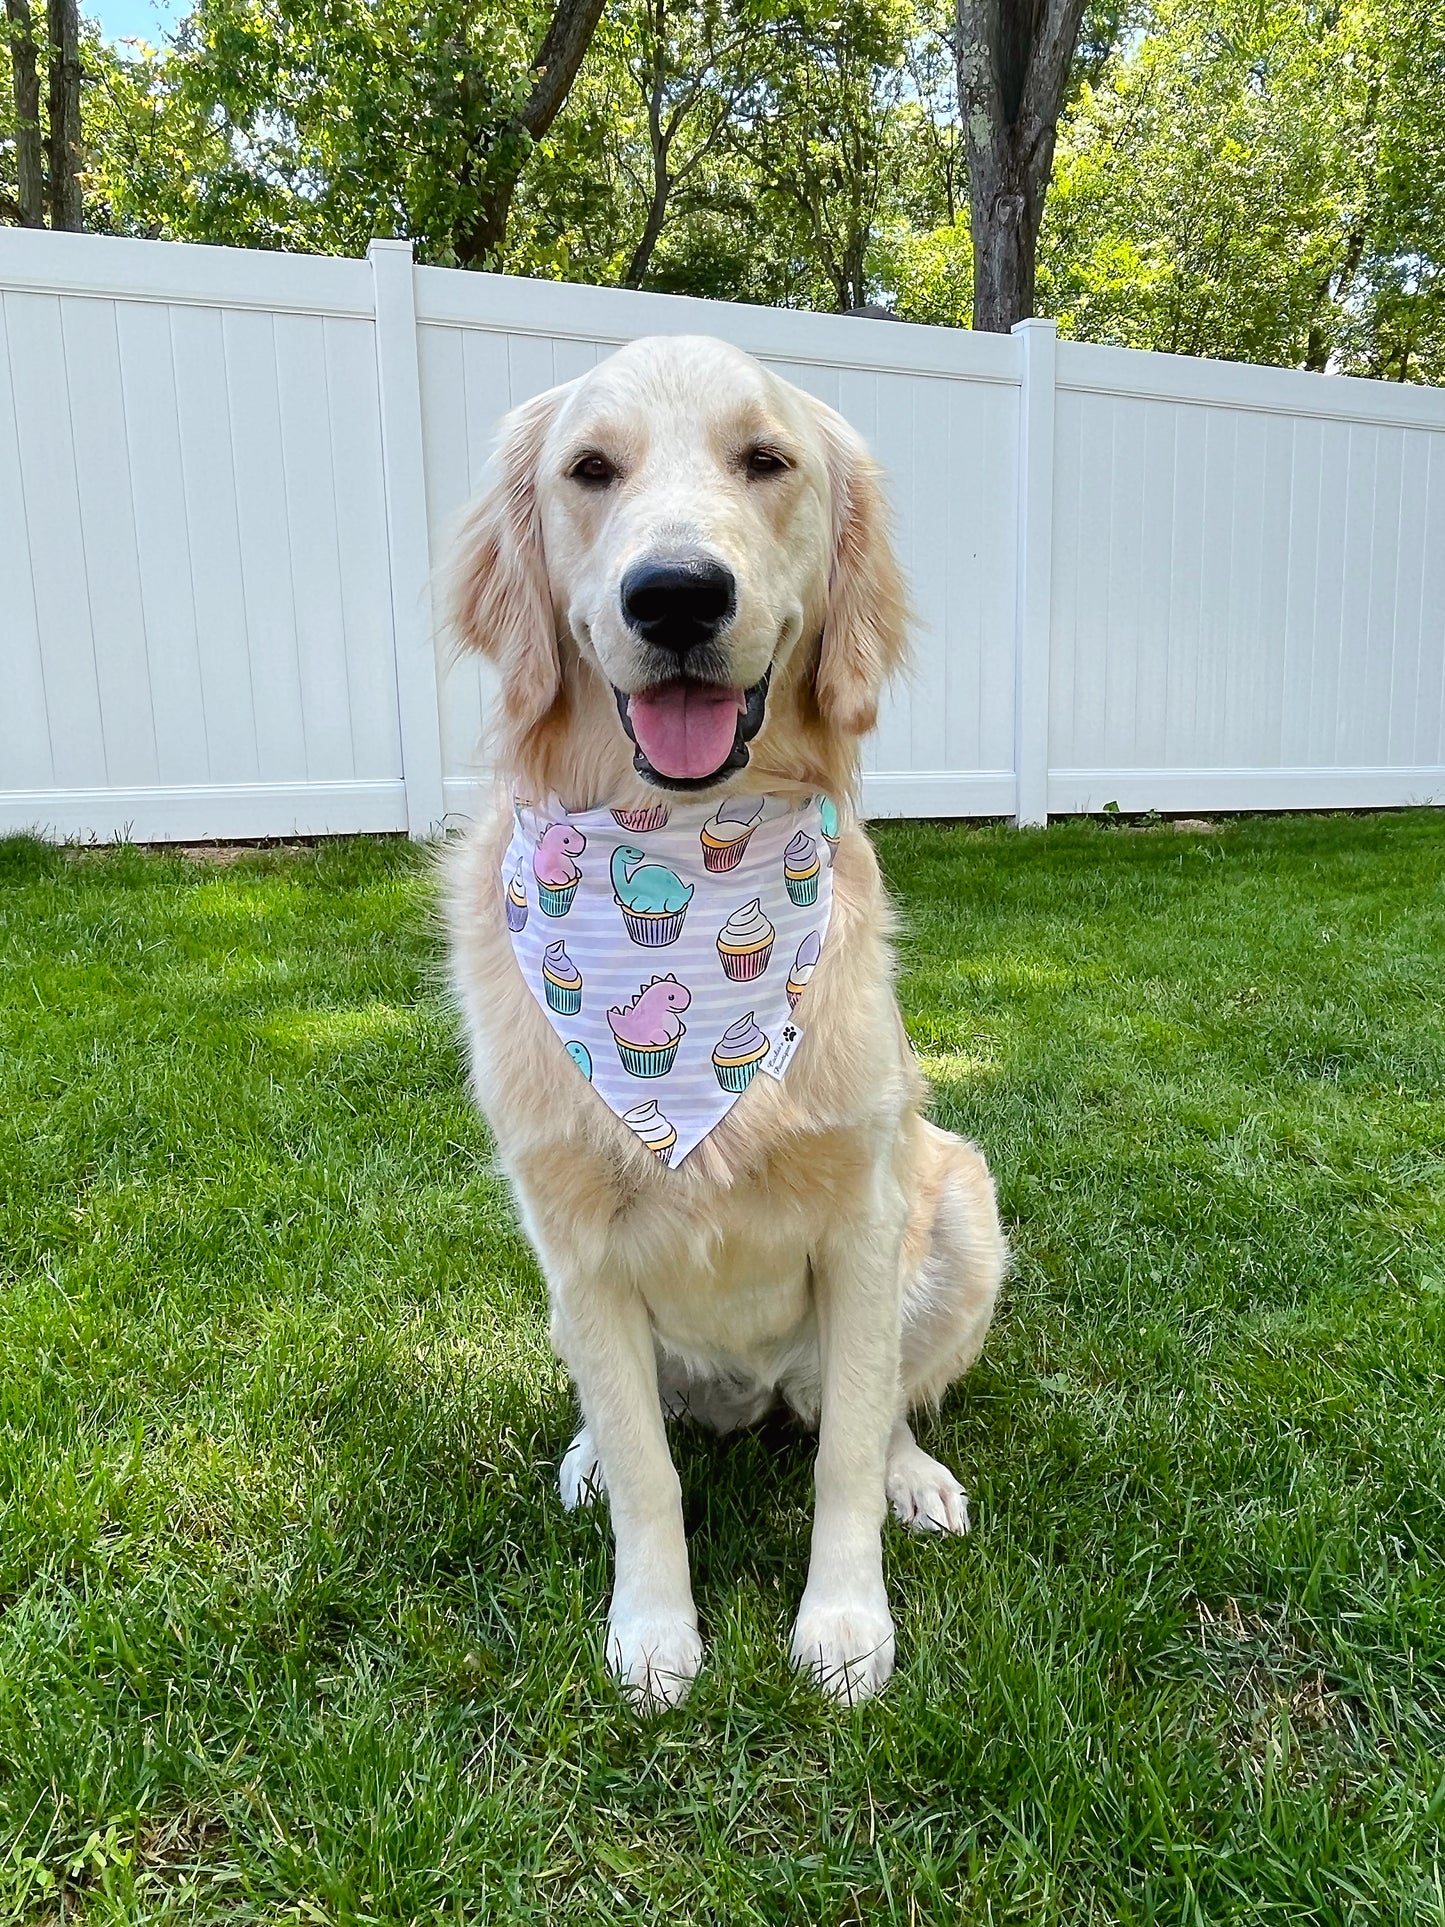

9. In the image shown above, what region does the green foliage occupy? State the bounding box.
[0,814,1443,1919]
[1038,0,1445,379]
[85,0,564,261]
[508,0,799,294]
[877,212,972,326]
[513,0,923,311]
[9,0,1445,371]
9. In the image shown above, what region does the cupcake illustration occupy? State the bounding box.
[611,845,694,946]
[611,803,670,833]
[565,1040,593,1080]
[787,930,821,1010]
[784,829,821,906]
[716,898,775,981]
[542,940,582,1015]
[623,1099,677,1163]
[505,866,528,932]
[712,1012,770,1093]
[700,794,764,872]
[818,796,840,855]
[606,975,690,1077]
[534,822,585,917]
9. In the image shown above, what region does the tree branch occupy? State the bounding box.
[517,0,609,143]
[1020,0,1085,190]
[452,0,608,268]
[5,0,48,225]
[955,0,1004,150]
[47,0,84,230]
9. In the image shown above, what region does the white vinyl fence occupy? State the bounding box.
[3,228,1443,842]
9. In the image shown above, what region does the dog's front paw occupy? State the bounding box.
[606,1609,703,1712]
[559,1428,607,1511]
[791,1590,895,1704]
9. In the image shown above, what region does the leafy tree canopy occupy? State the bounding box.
[5,0,1444,378]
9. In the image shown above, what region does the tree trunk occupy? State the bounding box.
[624,169,670,287]
[5,0,47,226]
[956,0,1085,332]
[453,0,608,269]
[970,166,1037,333]
[1304,215,1372,370]
[842,234,868,312]
[623,8,669,289]
[46,0,83,230]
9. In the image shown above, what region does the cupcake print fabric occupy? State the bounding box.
[503,793,836,1168]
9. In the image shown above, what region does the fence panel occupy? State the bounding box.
[3,232,1444,840]
[0,233,405,841]
[1048,339,1445,813]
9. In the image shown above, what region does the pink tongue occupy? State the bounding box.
[627,683,744,780]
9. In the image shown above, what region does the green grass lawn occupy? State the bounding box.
[2,812,1443,1925]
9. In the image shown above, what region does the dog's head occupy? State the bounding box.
[447,334,907,800]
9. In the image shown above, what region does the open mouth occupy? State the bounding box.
[613,672,771,791]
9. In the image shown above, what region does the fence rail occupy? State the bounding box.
[3,229,1442,842]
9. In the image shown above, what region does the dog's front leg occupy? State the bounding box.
[792,1186,906,1703]
[549,1278,701,1711]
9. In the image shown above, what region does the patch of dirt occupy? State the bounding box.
[170,841,311,862]
[135,1807,230,1871]
[1192,1598,1349,1775]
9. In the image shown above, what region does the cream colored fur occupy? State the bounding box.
[445,336,1007,1708]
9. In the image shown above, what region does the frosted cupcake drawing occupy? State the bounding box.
[607,975,690,1077]
[533,823,585,916]
[623,1099,677,1162]
[611,845,694,946]
[712,1013,770,1093]
[783,829,821,906]
[611,803,670,833]
[700,794,763,873]
[542,940,582,1015]
[565,1040,593,1080]
[505,866,528,932]
[716,899,775,981]
[818,795,840,855]
[787,930,821,1010]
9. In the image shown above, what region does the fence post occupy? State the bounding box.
[1012,317,1057,828]
[369,238,446,840]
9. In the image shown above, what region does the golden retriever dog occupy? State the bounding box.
[445,335,1006,1708]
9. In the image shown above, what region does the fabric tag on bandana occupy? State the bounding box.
[760,1019,805,1081]
[502,791,838,1168]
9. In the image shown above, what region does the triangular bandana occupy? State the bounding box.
[502,793,838,1168]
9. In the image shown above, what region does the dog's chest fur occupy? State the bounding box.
[448,796,919,1383]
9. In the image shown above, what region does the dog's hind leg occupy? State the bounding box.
[885,1417,972,1532]
[559,1425,607,1510]
[557,1362,675,1513]
[561,1351,772,1508]
[888,1120,1007,1535]
[559,1352,689,1510]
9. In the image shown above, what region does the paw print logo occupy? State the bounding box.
[782,1024,798,1044]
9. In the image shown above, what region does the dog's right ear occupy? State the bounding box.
[446,386,566,733]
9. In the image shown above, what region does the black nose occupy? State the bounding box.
[620,555,735,652]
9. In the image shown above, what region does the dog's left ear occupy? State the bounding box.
[811,400,909,736]
[445,385,567,733]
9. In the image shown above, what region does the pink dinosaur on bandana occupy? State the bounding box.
[534,823,585,887]
[607,976,691,1047]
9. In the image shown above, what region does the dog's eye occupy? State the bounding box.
[570,453,616,487]
[745,446,790,477]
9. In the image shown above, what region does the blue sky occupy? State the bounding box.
[91,0,181,44]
